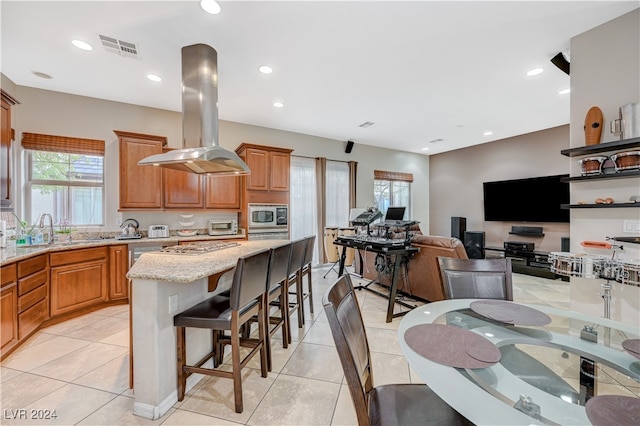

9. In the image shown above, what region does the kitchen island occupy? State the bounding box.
[126,239,287,420]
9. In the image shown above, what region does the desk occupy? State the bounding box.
[334,237,419,323]
[398,299,640,425]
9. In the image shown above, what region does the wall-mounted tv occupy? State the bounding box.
[483,174,570,223]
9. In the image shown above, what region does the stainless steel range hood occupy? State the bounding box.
[138,44,250,175]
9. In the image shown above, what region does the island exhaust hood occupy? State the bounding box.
[138,44,250,175]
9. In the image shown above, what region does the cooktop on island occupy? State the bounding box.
[158,241,239,255]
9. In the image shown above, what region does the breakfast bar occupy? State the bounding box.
[126,239,286,420]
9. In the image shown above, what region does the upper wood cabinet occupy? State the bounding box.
[1,90,19,210]
[162,148,205,209]
[116,130,166,210]
[117,131,240,211]
[235,143,292,192]
[205,175,241,209]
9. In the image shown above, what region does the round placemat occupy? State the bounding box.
[404,324,500,369]
[585,395,640,426]
[622,339,640,359]
[470,300,552,326]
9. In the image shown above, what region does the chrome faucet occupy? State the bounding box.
[38,213,55,244]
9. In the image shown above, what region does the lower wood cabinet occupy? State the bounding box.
[50,247,108,316]
[109,245,129,300]
[1,263,18,356]
[16,254,49,340]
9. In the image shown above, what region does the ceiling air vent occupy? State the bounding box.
[358,121,376,128]
[99,34,139,59]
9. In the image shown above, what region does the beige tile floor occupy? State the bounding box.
[0,265,602,426]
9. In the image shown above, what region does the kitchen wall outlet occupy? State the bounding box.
[623,220,640,233]
[169,294,178,313]
[116,217,122,226]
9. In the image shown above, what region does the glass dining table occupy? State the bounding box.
[398,299,640,425]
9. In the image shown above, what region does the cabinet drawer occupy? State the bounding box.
[18,269,48,296]
[17,254,48,278]
[50,247,107,267]
[1,264,16,287]
[18,298,48,339]
[18,284,47,313]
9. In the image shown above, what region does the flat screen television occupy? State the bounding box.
[483,174,569,223]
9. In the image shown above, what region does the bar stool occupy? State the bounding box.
[174,248,271,413]
[287,238,307,336]
[299,235,316,317]
[264,242,293,371]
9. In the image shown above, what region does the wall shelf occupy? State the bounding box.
[561,170,640,182]
[561,137,640,157]
[508,232,545,237]
[562,202,639,209]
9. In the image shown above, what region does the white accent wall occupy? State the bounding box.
[569,9,640,325]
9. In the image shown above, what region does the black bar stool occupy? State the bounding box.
[174,248,271,413]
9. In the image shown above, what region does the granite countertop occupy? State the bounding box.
[126,239,287,283]
[0,233,245,266]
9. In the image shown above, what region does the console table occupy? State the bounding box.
[485,246,558,279]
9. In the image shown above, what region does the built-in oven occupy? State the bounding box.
[247,203,288,240]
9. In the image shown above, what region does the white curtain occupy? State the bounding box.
[290,156,318,263]
[325,160,350,227]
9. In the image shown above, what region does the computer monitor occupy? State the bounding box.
[385,207,406,221]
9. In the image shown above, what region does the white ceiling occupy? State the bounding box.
[2,1,638,155]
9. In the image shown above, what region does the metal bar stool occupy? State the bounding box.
[174,248,271,413]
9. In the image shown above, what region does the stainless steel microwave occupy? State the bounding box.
[248,204,288,229]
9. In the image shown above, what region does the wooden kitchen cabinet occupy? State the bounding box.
[109,245,129,300]
[236,144,292,192]
[1,264,18,356]
[16,254,49,340]
[50,247,108,316]
[1,90,19,209]
[116,130,166,210]
[163,148,205,209]
[205,175,241,209]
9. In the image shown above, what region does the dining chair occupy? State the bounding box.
[436,256,580,403]
[437,257,514,300]
[173,248,271,413]
[323,274,472,426]
[287,237,307,333]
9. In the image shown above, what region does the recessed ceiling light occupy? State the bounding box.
[273,102,284,108]
[31,71,52,79]
[483,131,493,136]
[146,74,162,82]
[72,40,93,51]
[259,65,273,74]
[559,88,571,95]
[200,0,221,14]
[526,68,544,77]
[421,147,430,151]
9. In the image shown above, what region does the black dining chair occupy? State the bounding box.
[323,274,472,426]
[437,257,514,300]
[173,248,271,413]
